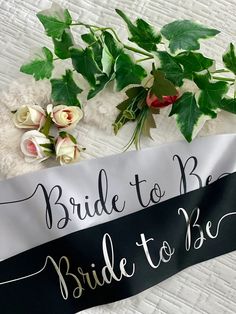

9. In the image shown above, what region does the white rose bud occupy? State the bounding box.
[55,135,80,165]
[13,105,46,129]
[47,104,83,131]
[20,130,52,163]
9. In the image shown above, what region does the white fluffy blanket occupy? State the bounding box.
[1,77,236,178]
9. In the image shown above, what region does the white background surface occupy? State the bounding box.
[0,0,236,313]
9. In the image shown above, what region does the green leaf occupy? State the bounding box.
[44,151,55,157]
[219,98,236,114]
[113,112,130,135]
[169,92,204,142]
[116,99,131,111]
[81,33,103,69]
[40,143,54,150]
[70,47,102,87]
[87,74,112,99]
[40,114,52,136]
[101,31,123,76]
[114,53,147,91]
[82,31,122,98]
[142,110,156,139]
[68,133,77,144]
[113,86,147,134]
[175,51,214,79]
[125,86,146,98]
[101,47,114,76]
[222,43,236,75]
[161,20,220,54]
[126,106,150,150]
[53,29,74,59]
[117,86,146,111]
[20,47,54,80]
[153,51,184,86]
[194,73,229,117]
[102,31,122,59]
[37,3,72,40]
[50,69,83,107]
[151,66,177,99]
[81,33,96,44]
[59,131,67,138]
[116,9,161,52]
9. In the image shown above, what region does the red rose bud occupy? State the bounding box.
[146,91,178,108]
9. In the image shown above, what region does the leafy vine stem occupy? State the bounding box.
[20,2,236,148]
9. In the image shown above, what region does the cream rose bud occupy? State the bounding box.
[55,135,80,165]
[47,104,83,131]
[13,105,46,129]
[20,130,52,163]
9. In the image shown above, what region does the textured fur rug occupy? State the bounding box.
[0,78,236,178]
[0,77,236,179]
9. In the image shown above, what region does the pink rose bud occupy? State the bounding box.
[20,130,52,163]
[47,104,83,131]
[55,135,80,165]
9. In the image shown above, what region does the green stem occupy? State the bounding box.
[136,56,154,63]
[212,76,235,82]
[72,22,153,58]
[134,106,149,149]
[71,22,98,28]
[97,27,153,57]
[212,69,230,74]
[94,27,122,43]
[125,106,149,150]
[124,44,153,58]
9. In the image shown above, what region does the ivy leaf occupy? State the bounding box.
[87,74,112,99]
[101,47,114,76]
[175,51,214,79]
[219,98,236,114]
[169,92,204,142]
[70,47,102,87]
[116,9,161,52]
[222,43,236,74]
[194,73,229,117]
[82,31,122,98]
[81,33,96,44]
[101,31,123,76]
[50,70,83,107]
[81,33,103,69]
[161,20,220,54]
[37,3,72,40]
[153,51,184,86]
[103,31,122,59]
[20,47,54,80]
[114,53,147,91]
[151,66,177,99]
[53,29,74,59]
